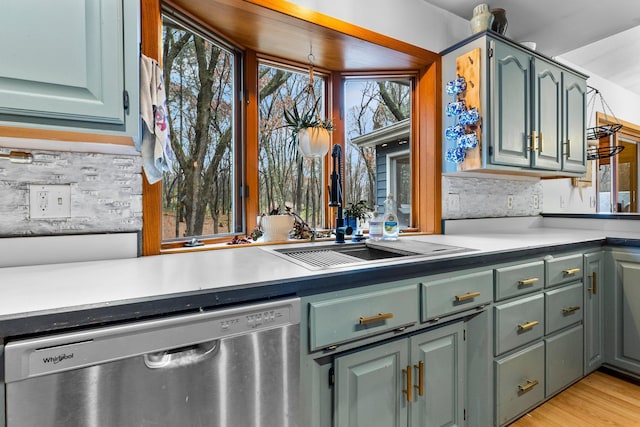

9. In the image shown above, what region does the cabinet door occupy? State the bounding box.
[606,251,640,375]
[410,323,465,427]
[490,40,532,168]
[0,0,125,126]
[532,60,562,170]
[562,73,587,173]
[584,252,604,374]
[335,339,408,427]
[545,325,583,397]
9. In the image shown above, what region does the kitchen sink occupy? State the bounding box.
[269,239,473,270]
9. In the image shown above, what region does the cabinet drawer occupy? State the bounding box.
[545,282,583,335]
[495,341,545,426]
[546,254,583,288]
[495,261,545,301]
[420,270,492,321]
[545,325,583,397]
[309,285,418,351]
[494,293,544,356]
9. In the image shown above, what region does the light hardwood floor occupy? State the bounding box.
[509,371,640,426]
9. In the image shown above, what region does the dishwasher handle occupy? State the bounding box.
[144,340,218,369]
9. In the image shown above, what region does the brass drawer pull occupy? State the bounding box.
[529,131,537,152]
[359,312,394,325]
[403,365,413,402]
[518,278,539,286]
[588,272,597,294]
[562,306,581,314]
[518,379,539,393]
[455,291,481,302]
[563,268,580,275]
[517,320,539,331]
[415,360,424,397]
[538,132,544,153]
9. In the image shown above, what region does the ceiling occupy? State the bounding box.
[421,0,640,95]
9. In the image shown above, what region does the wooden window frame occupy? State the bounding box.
[141,0,441,255]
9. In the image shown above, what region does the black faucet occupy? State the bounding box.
[329,144,352,243]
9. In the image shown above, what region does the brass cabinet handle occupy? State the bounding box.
[538,132,543,153]
[563,268,581,275]
[518,278,539,286]
[565,139,571,157]
[529,131,537,152]
[403,365,413,402]
[588,271,598,294]
[455,291,481,302]
[359,312,393,325]
[518,379,539,393]
[517,320,539,331]
[562,306,581,314]
[415,360,424,397]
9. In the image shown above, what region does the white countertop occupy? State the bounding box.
[0,216,639,326]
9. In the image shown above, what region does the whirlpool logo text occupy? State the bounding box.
[42,353,74,365]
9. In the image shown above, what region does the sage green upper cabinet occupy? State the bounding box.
[0,0,139,138]
[442,33,587,177]
[562,73,588,173]
[490,41,532,168]
[532,60,563,170]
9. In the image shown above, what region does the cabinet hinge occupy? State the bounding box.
[123,90,130,114]
[464,409,467,421]
[488,48,494,58]
[329,367,335,386]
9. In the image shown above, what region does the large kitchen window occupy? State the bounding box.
[345,78,413,228]
[257,62,327,228]
[160,16,242,241]
[142,1,441,254]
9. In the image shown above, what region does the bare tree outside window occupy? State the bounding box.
[161,18,237,240]
[258,63,326,228]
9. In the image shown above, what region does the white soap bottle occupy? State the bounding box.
[383,194,399,240]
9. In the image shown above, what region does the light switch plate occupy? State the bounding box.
[29,184,71,219]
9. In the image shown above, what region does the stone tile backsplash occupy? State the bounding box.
[0,148,142,236]
[443,175,543,219]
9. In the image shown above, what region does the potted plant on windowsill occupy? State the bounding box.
[344,200,372,230]
[251,205,318,242]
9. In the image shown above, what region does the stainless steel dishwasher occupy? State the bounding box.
[3,297,300,427]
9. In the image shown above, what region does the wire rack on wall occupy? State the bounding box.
[586,86,622,141]
[586,145,624,160]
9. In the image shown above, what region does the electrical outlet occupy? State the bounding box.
[532,194,539,209]
[448,193,460,212]
[507,195,514,210]
[29,184,71,219]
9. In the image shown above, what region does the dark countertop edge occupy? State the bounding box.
[542,213,640,220]
[0,239,607,340]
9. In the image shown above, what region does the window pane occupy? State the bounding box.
[344,79,412,228]
[161,17,236,240]
[257,63,326,228]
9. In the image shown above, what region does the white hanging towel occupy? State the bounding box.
[139,54,174,184]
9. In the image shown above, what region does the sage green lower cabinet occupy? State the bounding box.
[334,322,465,427]
[584,251,604,374]
[495,341,545,426]
[545,324,583,397]
[605,249,640,376]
